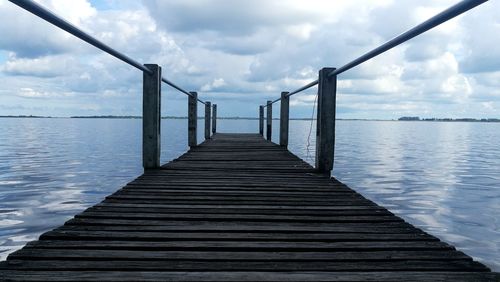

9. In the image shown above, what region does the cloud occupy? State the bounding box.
[290,93,317,107]
[2,54,76,77]
[0,0,204,117]
[402,52,458,80]
[142,0,315,36]
[458,2,500,73]
[0,0,499,119]
[0,0,96,58]
[404,36,446,62]
[17,87,74,98]
[201,78,226,92]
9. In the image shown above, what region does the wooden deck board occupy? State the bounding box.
[1,133,497,281]
[1,270,499,282]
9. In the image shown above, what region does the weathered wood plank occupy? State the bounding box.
[86,206,393,216]
[107,192,365,200]
[40,230,436,241]
[1,270,498,282]
[6,249,474,261]
[64,218,418,231]
[102,199,378,206]
[3,259,489,272]
[94,202,386,211]
[24,240,454,251]
[54,224,422,234]
[73,212,403,223]
[119,188,357,195]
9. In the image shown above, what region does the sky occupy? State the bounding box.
[0,0,498,119]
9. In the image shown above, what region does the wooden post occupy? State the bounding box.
[205,101,211,140]
[279,92,290,147]
[212,104,217,134]
[259,105,264,136]
[315,67,337,174]
[188,91,197,147]
[142,64,161,169]
[266,100,272,141]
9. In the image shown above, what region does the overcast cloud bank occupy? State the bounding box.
[0,0,498,118]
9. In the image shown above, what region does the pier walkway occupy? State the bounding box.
[1,133,497,281]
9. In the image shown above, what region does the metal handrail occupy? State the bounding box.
[9,0,202,101]
[267,0,487,103]
[287,79,319,98]
[160,77,194,99]
[263,94,291,107]
[162,79,195,99]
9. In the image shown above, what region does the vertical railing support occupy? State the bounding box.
[315,67,337,174]
[212,104,217,134]
[188,91,198,147]
[279,92,290,147]
[259,105,264,136]
[205,101,211,140]
[142,64,161,170]
[266,100,272,141]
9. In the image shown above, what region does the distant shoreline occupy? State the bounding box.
[398,116,500,123]
[1,115,500,123]
[0,115,52,118]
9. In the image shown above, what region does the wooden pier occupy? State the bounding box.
[1,133,497,281]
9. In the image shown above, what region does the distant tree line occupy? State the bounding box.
[398,116,500,122]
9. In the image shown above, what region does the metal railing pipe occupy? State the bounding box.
[286,80,319,98]
[328,0,488,77]
[8,0,153,75]
[160,77,195,98]
[159,78,205,102]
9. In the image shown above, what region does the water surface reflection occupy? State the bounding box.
[0,118,498,270]
[290,120,499,270]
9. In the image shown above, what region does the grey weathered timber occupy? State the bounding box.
[212,104,217,134]
[205,102,211,140]
[142,64,161,169]
[188,92,198,147]
[0,271,497,282]
[279,91,290,147]
[259,105,264,136]
[1,134,496,281]
[316,67,337,174]
[266,100,272,141]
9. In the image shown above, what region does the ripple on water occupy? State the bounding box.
[0,118,499,270]
[289,120,500,271]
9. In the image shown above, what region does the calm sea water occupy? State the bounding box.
[0,118,498,270]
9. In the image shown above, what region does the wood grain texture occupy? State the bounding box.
[1,133,496,281]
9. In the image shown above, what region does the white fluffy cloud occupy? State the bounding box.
[0,0,499,118]
[2,54,77,77]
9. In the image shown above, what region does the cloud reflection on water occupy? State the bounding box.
[0,118,498,271]
[309,120,499,271]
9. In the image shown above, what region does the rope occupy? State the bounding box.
[305,93,318,164]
